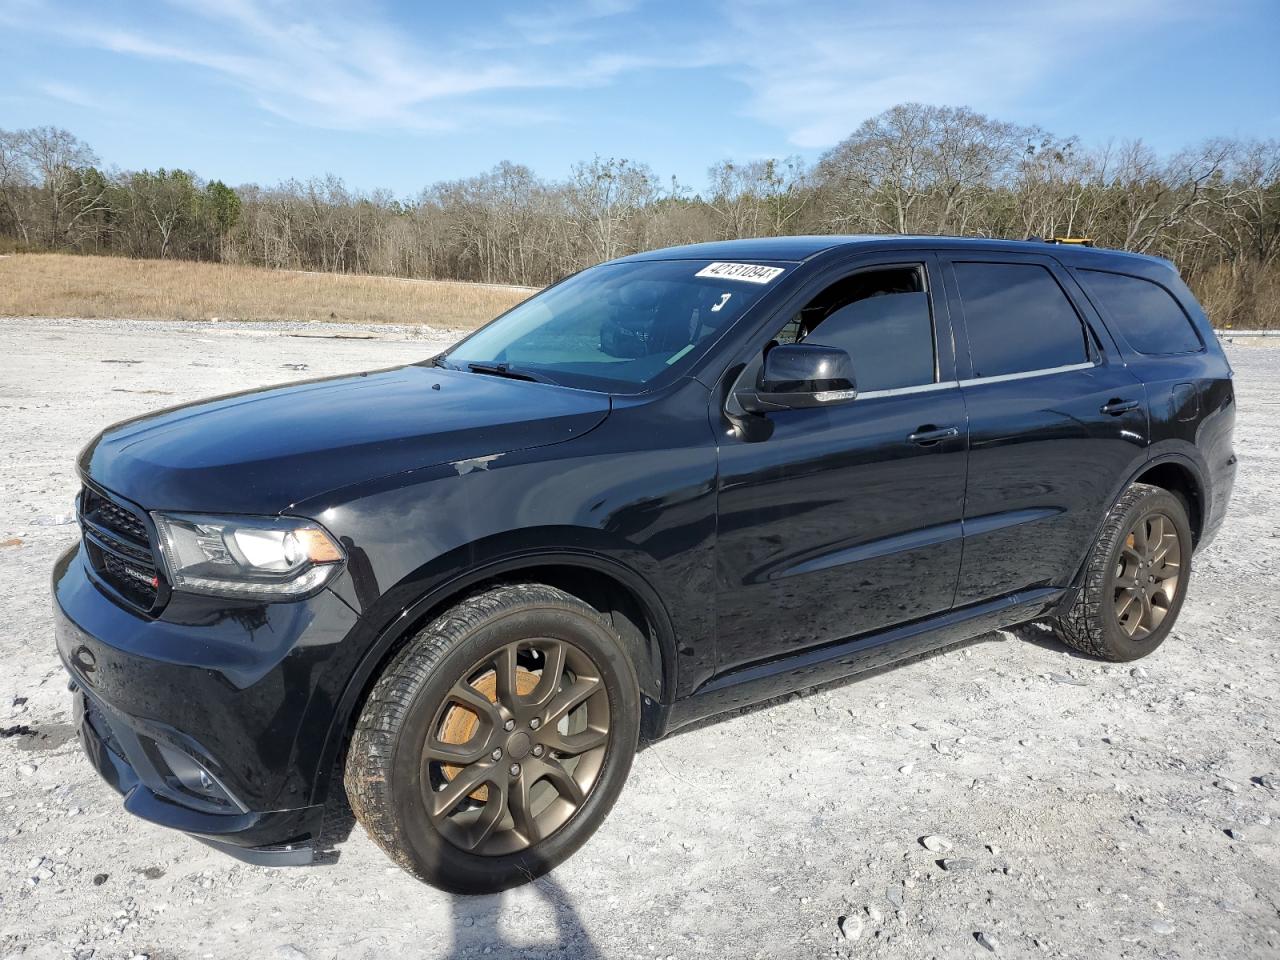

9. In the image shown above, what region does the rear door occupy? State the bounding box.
[942,253,1148,604]
[1071,264,1228,453]
[1071,264,1237,545]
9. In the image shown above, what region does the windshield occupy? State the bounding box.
[440,259,788,392]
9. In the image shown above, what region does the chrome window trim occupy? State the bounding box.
[957,361,1095,388]
[855,360,1096,401]
[857,380,959,400]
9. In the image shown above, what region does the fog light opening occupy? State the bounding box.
[151,741,234,806]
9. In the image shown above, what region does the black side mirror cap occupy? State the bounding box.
[737,343,858,413]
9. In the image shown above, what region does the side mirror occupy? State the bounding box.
[738,343,858,413]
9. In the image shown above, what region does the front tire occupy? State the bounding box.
[345,583,640,893]
[1052,483,1193,661]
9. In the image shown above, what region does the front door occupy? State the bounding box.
[714,256,968,674]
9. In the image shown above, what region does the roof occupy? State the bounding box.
[617,236,854,262]
[618,235,1171,269]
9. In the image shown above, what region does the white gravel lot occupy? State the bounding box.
[0,317,1277,960]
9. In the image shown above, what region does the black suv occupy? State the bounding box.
[54,236,1235,892]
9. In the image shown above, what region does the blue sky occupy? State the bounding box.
[1,0,1277,195]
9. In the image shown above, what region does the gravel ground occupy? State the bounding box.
[0,317,1277,960]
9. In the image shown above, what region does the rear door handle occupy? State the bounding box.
[908,425,959,446]
[1100,398,1140,416]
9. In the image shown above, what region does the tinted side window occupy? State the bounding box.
[953,262,1089,378]
[778,265,936,391]
[1079,270,1202,355]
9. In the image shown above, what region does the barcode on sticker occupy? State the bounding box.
[694,262,785,284]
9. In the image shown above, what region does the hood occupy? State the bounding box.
[79,364,611,514]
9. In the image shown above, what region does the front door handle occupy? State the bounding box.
[908,425,959,446]
[1100,398,1140,416]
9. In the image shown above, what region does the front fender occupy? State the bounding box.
[311,543,683,809]
[341,539,679,695]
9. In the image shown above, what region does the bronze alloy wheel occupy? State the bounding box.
[346,583,640,893]
[422,637,611,856]
[1053,483,1193,662]
[1112,510,1183,641]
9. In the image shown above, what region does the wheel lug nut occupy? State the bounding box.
[509,763,521,777]
[532,744,544,758]
[491,749,502,761]
[504,719,516,732]
[529,718,541,730]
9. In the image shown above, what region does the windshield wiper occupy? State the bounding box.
[465,362,560,386]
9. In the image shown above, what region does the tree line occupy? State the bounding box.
[2,103,1277,326]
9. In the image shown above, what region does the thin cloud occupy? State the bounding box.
[502,0,640,47]
[36,81,109,110]
[17,0,658,132]
[713,0,1194,148]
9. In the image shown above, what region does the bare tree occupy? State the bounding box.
[565,157,660,264]
[15,126,108,248]
[0,129,36,245]
[707,157,809,239]
[816,103,1037,235]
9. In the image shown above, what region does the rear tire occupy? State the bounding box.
[1052,483,1193,661]
[345,583,640,893]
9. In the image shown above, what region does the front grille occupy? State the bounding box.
[95,497,148,542]
[79,485,164,614]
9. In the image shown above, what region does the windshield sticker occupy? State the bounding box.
[666,344,695,365]
[694,262,785,284]
[711,292,732,312]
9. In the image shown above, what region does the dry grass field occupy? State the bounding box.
[0,253,535,328]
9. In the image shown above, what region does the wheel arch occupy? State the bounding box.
[1131,455,1206,545]
[315,551,677,807]
[1055,451,1208,619]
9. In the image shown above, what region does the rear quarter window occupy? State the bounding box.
[1078,269,1203,355]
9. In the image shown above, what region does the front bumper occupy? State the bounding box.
[70,682,318,865]
[54,542,361,864]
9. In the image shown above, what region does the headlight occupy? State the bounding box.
[151,512,344,600]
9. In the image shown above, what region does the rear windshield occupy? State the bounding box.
[441,259,787,392]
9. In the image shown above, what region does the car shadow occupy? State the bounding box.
[313,773,602,958]
[1004,619,1103,660]
[442,875,603,959]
